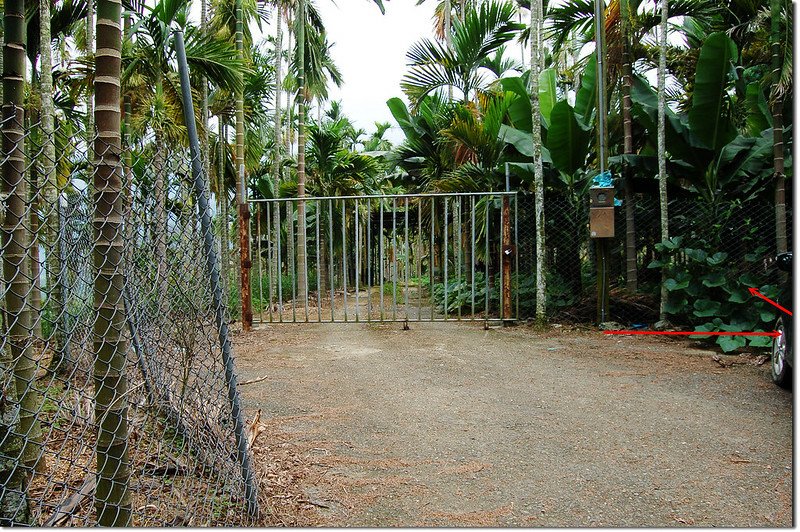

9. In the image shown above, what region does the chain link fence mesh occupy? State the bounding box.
[517,191,792,324]
[1,115,261,526]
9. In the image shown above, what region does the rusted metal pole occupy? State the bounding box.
[501,195,513,321]
[239,202,252,330]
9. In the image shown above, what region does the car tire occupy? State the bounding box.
[771,316,792,389]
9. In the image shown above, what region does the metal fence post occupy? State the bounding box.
[174,29,259,518]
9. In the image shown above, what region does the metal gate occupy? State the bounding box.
[249,192,518,324]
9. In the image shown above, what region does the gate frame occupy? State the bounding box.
[248,192,519,325]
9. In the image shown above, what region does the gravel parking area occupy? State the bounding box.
[234,323,793,527]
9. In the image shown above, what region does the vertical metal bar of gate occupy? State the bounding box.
[329,199,334,321]
[289,203,297,322]
[417,203,422,321]
[514,195,520,320]
[470,195,475,317]
[256,203,263,323]
[303,207,309,323]
[485,198,490,319]
[498,196,504,321]
[404,198,409,322]
[379,201,384,321]
[392,198,397,321]
[443,197,448,320]
[355,199,360,322]
[267,202,274,323]
[456,197,461,321]
[430,197,435,322]
[367,199,372,321]
[315,202,321,322]
[276,202,283,322]
[342,199,348,322]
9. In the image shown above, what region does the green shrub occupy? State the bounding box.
[650,235,778,352]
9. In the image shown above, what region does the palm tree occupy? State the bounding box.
[295,0,308,314]
[656,0,668,322]
[1,0,40,522]
[270,2,286,309]
[619,0,636,291]
[235,0,251,329]
[529,0,545,323]
[125,0,244,315]
[401,0,523,105]
[363,122,393,152]
[93,0,131,522]
[770,0,787,257]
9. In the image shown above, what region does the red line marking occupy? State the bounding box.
[603,330,780,337]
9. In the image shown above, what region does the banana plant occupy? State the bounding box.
[626,33,780,210]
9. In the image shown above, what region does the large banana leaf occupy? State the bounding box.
[499,75,532,132]
[745,82,773,137]
[688,32,738,152]
[539,68,557,128]
[545,101,591,175]
[574,54,596,124]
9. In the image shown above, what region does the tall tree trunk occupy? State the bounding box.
[218,119,230,292]
[657,0,669,322]
[235,0,252,330]
[43,0,68,372]
[154,128,168,314]
[272,7,283,301]
[620,0,637,292]
[770,0,787,259]
[201,0,210,193]
[28,98,43,340]
[94,0,131,521]
[529,0,546,323]
[86,0,94,157]
[1,0,40,521]
[296,0,308,314]
[444,0,452,100]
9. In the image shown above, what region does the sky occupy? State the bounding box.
[309,0,437,145]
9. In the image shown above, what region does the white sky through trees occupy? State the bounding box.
[316,0,437,145]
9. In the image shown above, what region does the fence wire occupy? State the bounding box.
[0,114,259,526]
[517,191,792,324]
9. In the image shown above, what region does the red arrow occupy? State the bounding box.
[603,330,780,337]
[748,287,792,316]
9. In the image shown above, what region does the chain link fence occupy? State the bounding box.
[1,114,261,526]
[517,191,792,324]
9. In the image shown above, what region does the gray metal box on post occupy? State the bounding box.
[589,186,615,238]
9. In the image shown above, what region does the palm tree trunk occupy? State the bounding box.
[620,0,637,292]
[86,0,94,156]
[1,0,39,521]
[28,100,43,341]
[219,119,230,292]
[296,0,308,314]
[94,0,131,521]
[235,0,252,330]
[201,0,210,193]
[43,0,68,372]
[770,0,786,258]
[154,128,168,314]
[529,0,546,324]
[272,6,283,301]
[444,0,453,100]
[657,0,669,322]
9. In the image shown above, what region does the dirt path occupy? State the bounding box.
[234,323,792,527]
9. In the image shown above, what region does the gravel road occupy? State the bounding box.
[234,323,793,527]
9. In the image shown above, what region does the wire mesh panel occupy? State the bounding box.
[516,191,792,324]
[250,193,519,324]
[0,115,259,526]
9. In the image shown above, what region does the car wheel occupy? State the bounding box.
[771,317,792,389]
